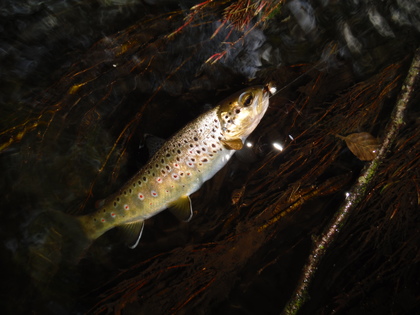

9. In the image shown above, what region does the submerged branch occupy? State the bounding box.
[282,48,420,315]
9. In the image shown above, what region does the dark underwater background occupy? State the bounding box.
[1,1,419,314]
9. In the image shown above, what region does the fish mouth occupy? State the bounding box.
[264,82,277,96]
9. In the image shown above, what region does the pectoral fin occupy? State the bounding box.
[119,220,145,249]
[221,138,243,150]
[168,195,193,222]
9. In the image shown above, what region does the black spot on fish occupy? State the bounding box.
[177,149,181,154]
[143,177,146,181]
[235,109,240,114]
[117,197,120,201]
[166,153,171,157]
[129,189,132,193]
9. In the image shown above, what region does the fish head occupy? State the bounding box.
[217,84,273,141]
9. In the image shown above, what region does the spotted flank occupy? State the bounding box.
[68,84,274,249]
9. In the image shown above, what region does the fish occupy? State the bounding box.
[29,84,273,267]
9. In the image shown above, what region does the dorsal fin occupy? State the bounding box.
[221,138,243,150]
[144,134,166,157]
[118,220,145,249]
[168,195,193,222]
[95,198,106,209]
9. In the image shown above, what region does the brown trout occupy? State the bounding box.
[51,85,273,253]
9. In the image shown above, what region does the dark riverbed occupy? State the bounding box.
[1,1,419,314]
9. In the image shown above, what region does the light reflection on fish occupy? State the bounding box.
[46,85,274,256]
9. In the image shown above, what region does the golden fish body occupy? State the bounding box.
[78,85,272,247]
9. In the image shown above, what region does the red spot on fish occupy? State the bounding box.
[174,163,179,168]
[156,177,162,183]
[111,213,116,217]
[172,174,179,180]
[124,205,129,210]
[151,190,158,197]
[101,218,105,222]
[138,193,145,200]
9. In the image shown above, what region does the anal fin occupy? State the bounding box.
[168,195,193,222]
[118,220,145,249]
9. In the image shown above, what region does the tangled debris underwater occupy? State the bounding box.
[0,1,419,314]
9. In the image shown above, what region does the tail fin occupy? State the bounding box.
[24,210,92,285]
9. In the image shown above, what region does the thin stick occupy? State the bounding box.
[282,47,420,315]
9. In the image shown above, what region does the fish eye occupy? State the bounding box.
[239,92,254,107]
